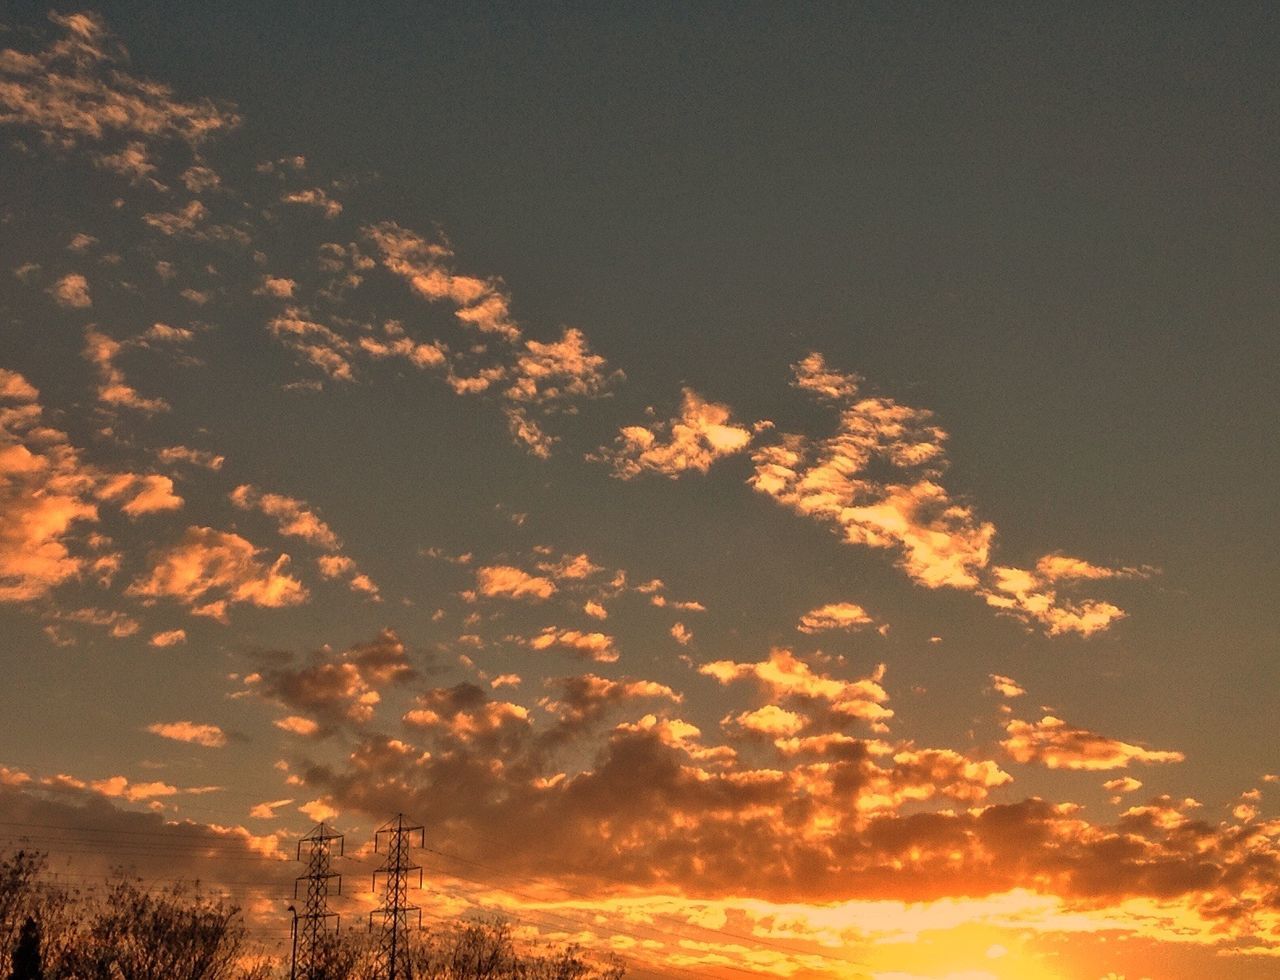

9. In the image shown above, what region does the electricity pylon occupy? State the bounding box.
[291,822,343,980]
[369,813,425,980]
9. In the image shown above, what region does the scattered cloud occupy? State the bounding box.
[274,715,320,737]
[246,629,414,736]
[0,369,38,402]
[266,307,355,382]
[127,525,308,621]
[797,601,879,634]
[598,388,756,478]
[524,627,619,663]
[230,484,341,550]
[753,353,1144,636]
[0,12,239,147]
[701,647,893,730]
[1104,776,1143,796]
[474,564,556,601]
[98,472,183,516]
[145,721,227,748]
[989,674,1026,699]
[83,327,170,414]
[255,275,296,298]
[94,140,161,186]
[281,187,342,218]
[48,272,91,308]
[364,221,521,340]
[248,798,293,819]
[982,564,1133,637]
[157,445,225,470]
[0,377,103,602]
[298,798,337,822]
[1001,716,1185,770]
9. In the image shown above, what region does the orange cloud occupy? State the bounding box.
[753,353,1145,636]
[1035,553,1153,582]
[274,715,320,737]
[0,11,238,146]
[230,483,340,549]
[531,552,603,581]
[359,320,447,369]
[88,775,180,802]
[144,199,203,232]
[247,629,414,735]
[267,307,355,381]
[0,369,38,402]
[127,525,308,620]
[511,328,613,399]
[83,327,169,414]
[728,704,807,737]
[792,350,860,400]
[364,221,521,340]
[145,721,227,748]
[143,322,195,345]
[539,673,682,735]
[255,274,296,298]
[599,388,755,478]
[98,472,183,516]
[180,165,220,193]
[701,648,893,729]
[48,272,91,308]
[94,141,160,186]
[0,377,104,601]
[525,627,620,663]
[248,798,293,819]
[797,601,878,634]
[261,656,1276,960]
[316,554,354,578]
[475,564,556,601]
[404,687,530,742]
[287,222,619,456]
[1103,776,1143,795]
[281,187,342,218]
[981,564,1132,637]
[157,445,224,470]
[1002,716,1185,770]
[988,674,1026,699]
[298,799,338,822]
[51,606,139,638]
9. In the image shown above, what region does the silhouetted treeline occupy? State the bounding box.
[2,850,625,979]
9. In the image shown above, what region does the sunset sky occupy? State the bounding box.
[1,5,1278,978]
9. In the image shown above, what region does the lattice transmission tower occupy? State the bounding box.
[290,822,344,980]
[369,813,425,980]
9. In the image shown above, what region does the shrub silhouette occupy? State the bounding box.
[0,850,625,979]
[8,915,42,980]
